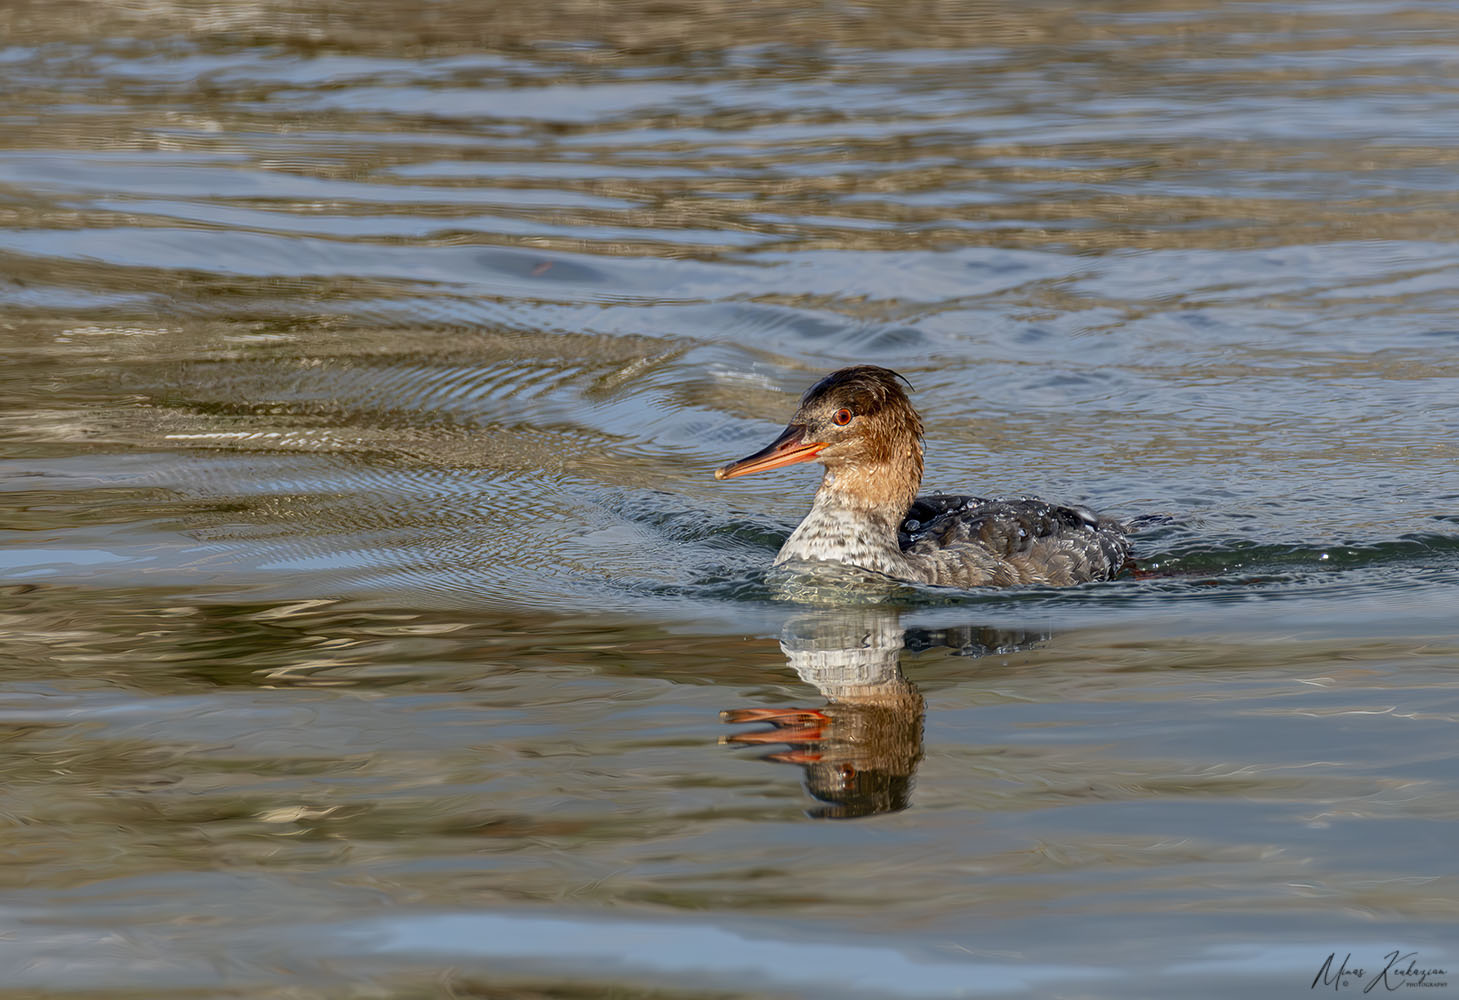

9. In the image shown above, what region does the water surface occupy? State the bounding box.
[2,1,1459,996]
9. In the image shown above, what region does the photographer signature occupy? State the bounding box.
[1313,951,1448,992]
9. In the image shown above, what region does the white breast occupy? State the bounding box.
[775,504,909,578]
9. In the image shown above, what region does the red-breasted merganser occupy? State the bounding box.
[714,365,1130,588]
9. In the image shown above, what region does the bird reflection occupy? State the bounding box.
[723,607,1045,820]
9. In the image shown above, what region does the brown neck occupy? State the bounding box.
[818,443,924,524]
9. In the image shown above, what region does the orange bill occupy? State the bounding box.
[714,424,827,480]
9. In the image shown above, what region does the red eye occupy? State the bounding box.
[832,408,853,426]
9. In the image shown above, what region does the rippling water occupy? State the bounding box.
[3,1,1459,996]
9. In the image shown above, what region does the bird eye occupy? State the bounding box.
[832,408,853,426]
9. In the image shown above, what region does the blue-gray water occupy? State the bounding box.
[2,2,1458,997]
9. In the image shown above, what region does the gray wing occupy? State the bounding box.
[900,494,1130,588]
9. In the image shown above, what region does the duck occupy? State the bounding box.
[714,365,1130,588]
